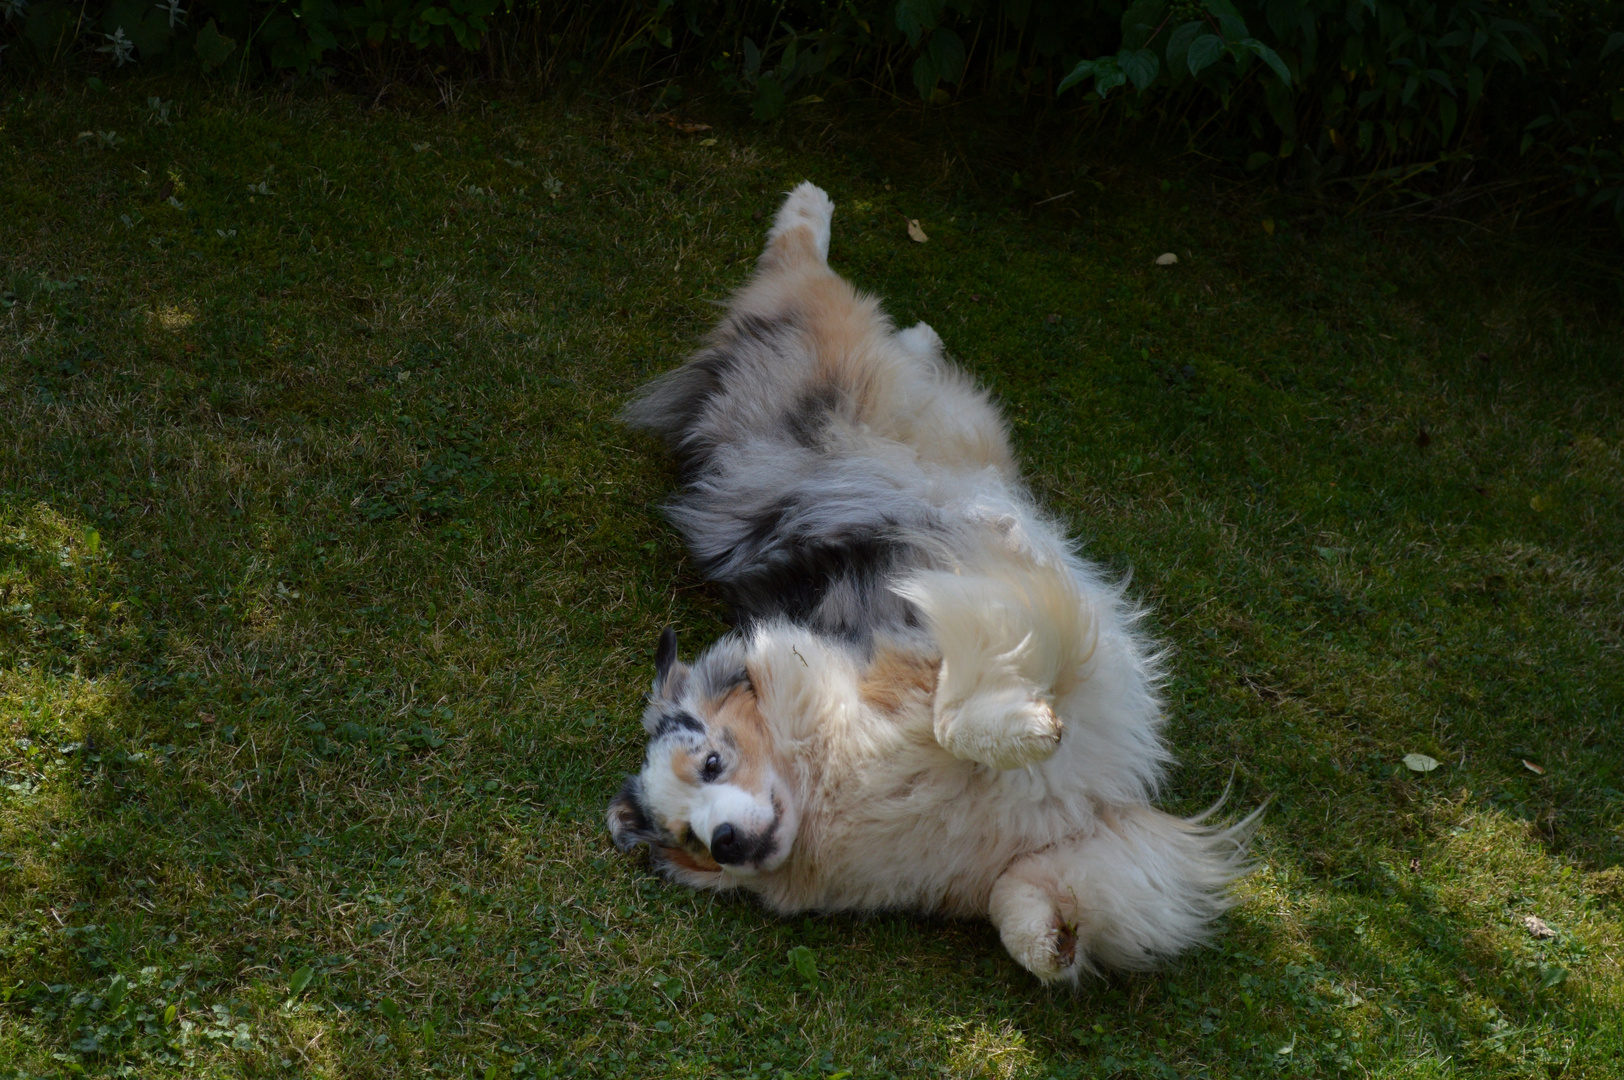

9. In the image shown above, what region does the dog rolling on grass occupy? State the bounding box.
[607,182,1257,983]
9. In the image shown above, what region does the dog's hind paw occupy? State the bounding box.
[770,181,835,261]
[989,874,1083,984]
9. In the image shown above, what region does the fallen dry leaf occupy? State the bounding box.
[1523,759,1545,775]
[907,219,928,243]
[649,112,712,134]
[1155,252,1178,266]
[1523,915,1555,939]
[1403,753,1440,773]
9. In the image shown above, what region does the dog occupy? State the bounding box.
[606,182,1254,982]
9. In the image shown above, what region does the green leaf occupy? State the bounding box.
[1167,21,1204,75]
[106,973,129,1009]
[1402,753,1440,773]
[752,73,786,120]
[1243,39,1291,84]
[378,996,400,1022]
[1203,0,1249,41]
[1119,0,1166,50]
[1187,34,1225,75]
[912,53,939,100]
[1603,31,1624,61]
[894,0,938,48]
[928,28,966,85]
[195,18,237,71]
[289,965,314,997]
[1264,0,1295,39]
[787,945,819,988]
[1094,67,1128,97]
[1120,48,1160,92]
[1439,95,1458,143]
[1057,59,1098,95]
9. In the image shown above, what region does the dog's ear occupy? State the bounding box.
[606,775,659,852]
[651,626,689,703]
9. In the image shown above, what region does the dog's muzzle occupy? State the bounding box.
[708,821,775,866]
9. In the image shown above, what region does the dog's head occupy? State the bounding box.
[607,627,800,883]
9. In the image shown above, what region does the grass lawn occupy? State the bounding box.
[2,77,1622,1080]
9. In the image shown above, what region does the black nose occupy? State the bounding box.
[710,823,744,864]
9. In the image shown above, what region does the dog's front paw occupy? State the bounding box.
[770,181,835,261]
[936,691,1063,770]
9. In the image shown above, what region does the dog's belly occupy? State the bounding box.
[756,743,1103,918]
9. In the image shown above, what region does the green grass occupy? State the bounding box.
[1,77,1622,1080]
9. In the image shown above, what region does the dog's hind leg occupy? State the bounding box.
[759,181,836,272]
[988,804,1253,982]
[987,864,1080,982]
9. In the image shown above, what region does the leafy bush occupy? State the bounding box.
[1050,0,1624,219]
[2,0,1620,224]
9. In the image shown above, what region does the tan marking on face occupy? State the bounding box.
[859,646,940,714]
[669,750,699,788]
[707,682,775,797]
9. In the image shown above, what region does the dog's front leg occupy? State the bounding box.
[931,666,1063,770]
[897,565,1085,770]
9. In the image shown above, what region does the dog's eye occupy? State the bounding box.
[701,752,722,782]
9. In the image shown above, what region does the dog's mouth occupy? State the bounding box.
[677,825,722,870]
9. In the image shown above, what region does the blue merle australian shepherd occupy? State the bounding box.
[606,182,1255,982]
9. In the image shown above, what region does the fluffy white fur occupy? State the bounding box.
[607,182,1256,983]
